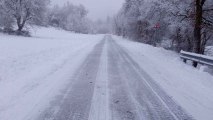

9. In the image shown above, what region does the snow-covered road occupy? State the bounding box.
[34,35,193,120]
[1,27,213,120]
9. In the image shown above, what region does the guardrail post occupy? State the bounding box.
[180,50,213,68]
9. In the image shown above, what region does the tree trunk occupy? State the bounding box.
[16,16,26,32]
[193,0,204,67]
[17,24,24,31]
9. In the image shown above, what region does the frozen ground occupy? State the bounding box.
[0,27,213,120]
[113,36,213,120]
[34,35,192,120]
[0,27,103,120]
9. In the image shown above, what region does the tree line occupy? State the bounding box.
[113,0,213,67]
[0,0,106,35]
[1,0,212,67]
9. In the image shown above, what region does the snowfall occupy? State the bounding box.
[0,27,213,120]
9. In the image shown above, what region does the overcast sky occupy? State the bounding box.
[51,0,124,21]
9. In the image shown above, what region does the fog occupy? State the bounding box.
[51,0,124,20]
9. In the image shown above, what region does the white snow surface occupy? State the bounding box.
[112,36,213,120]
[0,27,213,120]
[206,46,213,57]
[0,27,103,120]
[88,40,110,120]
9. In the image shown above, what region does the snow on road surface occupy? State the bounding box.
[33,35,192,120]
[89,36,110,120]
[0,27,103,120]
[0,28,213,120]
[113,35,213,120]
[107,36,192,120]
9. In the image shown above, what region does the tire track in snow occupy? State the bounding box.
[88,36,110,120]
[34,35,194,120]
[110,36,194,120]
[107,35,143,120]
[36,39,105,120]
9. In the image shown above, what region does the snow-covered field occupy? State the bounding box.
[113,36,213,120]
[0,27,103,120]
[0,27,213,120]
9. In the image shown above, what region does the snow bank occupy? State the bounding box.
[0,27,103,120]
[113,35,213,120]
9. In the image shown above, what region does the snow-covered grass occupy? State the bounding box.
[0,27,103,120]
[113,35,213,120]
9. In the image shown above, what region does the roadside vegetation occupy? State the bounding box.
[0,0,212,67]
[113,0,213,67]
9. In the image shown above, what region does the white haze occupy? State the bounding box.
[51,0,124,20]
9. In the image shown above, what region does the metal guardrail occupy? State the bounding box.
[180,50,213,67]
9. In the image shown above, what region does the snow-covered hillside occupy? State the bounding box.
[0,27,103,120]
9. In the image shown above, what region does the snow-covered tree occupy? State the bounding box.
[0,0,49,31]
[115,0,213,52]
[114,0,213,67]
[48,3,91,34]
